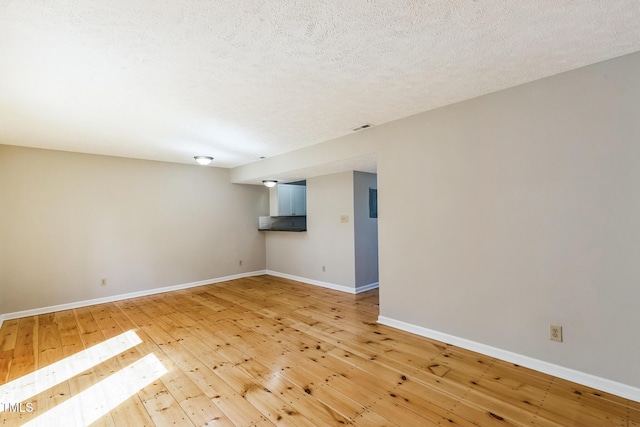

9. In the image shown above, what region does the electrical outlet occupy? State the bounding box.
[239,260,243,266]
[322,266,326,272]
[550,325,563,342]
[101,278,107,286]
[340,215,349,223]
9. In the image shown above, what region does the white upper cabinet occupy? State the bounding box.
[277,183,306,216]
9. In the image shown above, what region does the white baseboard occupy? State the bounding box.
[266,271,378,294]
[0,270,267,327]
[0,270,374,329]
[378,316,640,403]
[356,281,379,293]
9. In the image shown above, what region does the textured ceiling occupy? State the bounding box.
[1,1,639,169]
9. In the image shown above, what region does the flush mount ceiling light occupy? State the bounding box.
[194,156,213,165]
[262,180,278,188]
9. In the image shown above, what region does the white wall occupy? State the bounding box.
[354,172,378,288]
[0,145,268,315]
[230,127,378,184]
[266,172,356,289]
[378,52,640,388]
[269,185,278,216]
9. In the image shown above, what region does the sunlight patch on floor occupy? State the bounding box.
[0,330,142,404]
[22,353,167,426]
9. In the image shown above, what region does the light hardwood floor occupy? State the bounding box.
[1,275,638,426]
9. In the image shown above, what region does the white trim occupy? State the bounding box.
[0,271,267,323]
[266,270,361,294]
[355,281,379,293]
[377,316,640,403]
[0,273,377,328]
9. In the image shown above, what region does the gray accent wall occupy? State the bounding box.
[354,171,378,288]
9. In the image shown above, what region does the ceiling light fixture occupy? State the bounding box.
[194,156,213,165]
[262,180,278,188]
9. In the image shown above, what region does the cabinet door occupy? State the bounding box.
[291,185,306,216]
[277,184,306,216]
[277,184,294,216]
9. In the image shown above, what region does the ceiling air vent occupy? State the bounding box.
[352,123,375,132]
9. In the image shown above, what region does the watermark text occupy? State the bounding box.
[1,402,35,413]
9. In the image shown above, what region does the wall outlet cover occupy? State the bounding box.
[550,325,563,342]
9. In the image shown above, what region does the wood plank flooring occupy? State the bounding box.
[1,275,638,426]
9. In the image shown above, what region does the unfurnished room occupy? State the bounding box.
[1,1,640,426]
